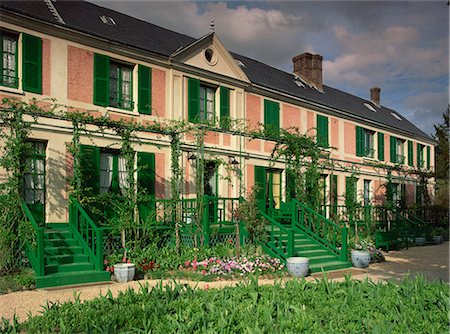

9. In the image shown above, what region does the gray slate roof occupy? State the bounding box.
[0,0,432,142]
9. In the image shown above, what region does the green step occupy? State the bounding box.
[300,254,337,265]
[45,253,90,265]
[44,230,73,240]
[45,262,94,275]
[44,238,78,247]
[309,261,352,273]
[36,270,111,289]
[296,249,329,258]
[44,246,84,256]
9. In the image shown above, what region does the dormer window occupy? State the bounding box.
[100,15,116,26]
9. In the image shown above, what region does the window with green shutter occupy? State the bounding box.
[137,152,156,222]
[0,31,18,88]
[317,115,329,147]
[80,145,100,195]
[426,146,430,169]
[417,143,424,168]
[390,136,397,163]
[264,100,280,138]
[22,33,42,94]
[254,165,267,212]
[138,64,152,114]
[356,126,374,157]
[407,141,414,166]
[94,53,110,106]
[188,78,218,125]
[378,132,384,161]
[188,77,200,123]
[220,86,230,129]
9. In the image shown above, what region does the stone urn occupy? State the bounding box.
[351,250,371,268]
[286,257,309,277]
[415,237,426,246]
[114,263,135,283]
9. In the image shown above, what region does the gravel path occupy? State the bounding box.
[1,242,448,323]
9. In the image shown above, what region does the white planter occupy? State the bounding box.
[432,235,443,245]
[351,250,371,268]
[286,257,309,277]
[415,237,426,246]
[114,263,135,283]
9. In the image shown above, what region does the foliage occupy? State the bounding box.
[433,107,449,208]
[3,276,447,333]
[0,269,35,294]
[235,189,267,243]
[349,236,385,263]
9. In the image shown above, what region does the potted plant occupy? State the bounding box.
[415,234,426,246]
[431,228,443,245]
[350,238,371,268]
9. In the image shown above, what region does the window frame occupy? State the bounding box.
[199,83,216,124]
[109,60,134,111]
[0,30,19,89]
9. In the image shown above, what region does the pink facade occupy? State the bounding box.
[223,134,231,146]
[406,184,415,205]
[246,164,255,192]
[152,68,165,117]
[67,46,93,104]
[282,104,300,128]
[155,152,165,198]
[246,93,261,130]
[384,134,390,162]
[205,131,220,145]
[42,38,51,96]
[330,117,339,149]
[373,180,386,204]
[246,138,261,151]
[307,111,314,137]
[344,122,356,155]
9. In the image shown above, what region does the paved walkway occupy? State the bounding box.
[1,242,448,323]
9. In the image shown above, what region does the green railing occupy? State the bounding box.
[69,196,110,271]
[260,211,294,261]
[22,201,45,277]
[292,200,348,262]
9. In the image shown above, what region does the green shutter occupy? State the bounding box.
[390,136,397,163]
[254,166,266,212]
[317,115,329,147]
[264,100,280,138]
[22,33,42,94]
[378,132,385,161]
[417,143,423,168]
[426,146,430,169]
[80,145,100,195]
[407,141,414,166]
[93,53,109,106]
[188,78,200,123]
[345,176,357,205]
[138,65,152,114]
[356,126,364,156]
[137,152,156,222]
[286,169,296,201]
[137,152,156,196]
[220,86,230,129]
[331,175,338,214]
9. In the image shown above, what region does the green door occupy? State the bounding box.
[204,161,218,222]
[254,166,282,213]
[22,142,46,225]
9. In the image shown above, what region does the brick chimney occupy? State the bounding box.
[293,52,323,92]
[370,87,381,107]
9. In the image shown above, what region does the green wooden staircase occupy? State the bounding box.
[260,200,351,273]
[23,200,111,288]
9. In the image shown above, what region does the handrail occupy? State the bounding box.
[21,201,45,276]
[292,200,348,262]
[260,211,294,261]
[69,196,108,271]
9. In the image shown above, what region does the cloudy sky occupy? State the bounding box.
[92,0,449,136]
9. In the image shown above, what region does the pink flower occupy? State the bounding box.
[204,284,209,290]
[104,259,108,265]
[122,257,127,262]
[201,270,206,275]
[106,266,110,272]
[184,260,191,267]
[127,259,131,264]
[193,260,197,270]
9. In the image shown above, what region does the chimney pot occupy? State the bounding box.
[370,87,381,107]
[293,52,323,92]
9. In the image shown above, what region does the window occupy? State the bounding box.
[188,78,230,127]
[199,85,215,123]
[99,151,129,195]
[317,115,329,147]
[109,61,133,110]
[426,146,431,169]
[356,126,374,158]
[363,180,371,206]
[390,136,405,164]
[94,53,151,113]
[1,31,18,88]
[264,99,280,138]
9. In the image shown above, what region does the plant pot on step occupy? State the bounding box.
[432,235,443,245]
[415,237,426,246]
[286,257,309,277]
[114,263,135,283]
[351,250,371,268]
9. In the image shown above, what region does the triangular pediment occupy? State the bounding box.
[171,33,250,83]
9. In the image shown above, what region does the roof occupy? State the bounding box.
[0,0,432,142]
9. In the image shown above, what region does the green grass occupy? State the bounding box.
[2,276,448,333]
[0,269,35,295]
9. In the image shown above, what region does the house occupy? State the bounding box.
[0,1,435,287]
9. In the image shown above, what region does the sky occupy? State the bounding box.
[92,0,449,136]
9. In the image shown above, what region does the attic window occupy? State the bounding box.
[364,103,377,112]
[235,59,246,68]
[294,79,305,88]
[100,15,116,26]
[204,47,218,65]
[391,112,402,121]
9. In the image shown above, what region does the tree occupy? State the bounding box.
[432,107,449,207]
